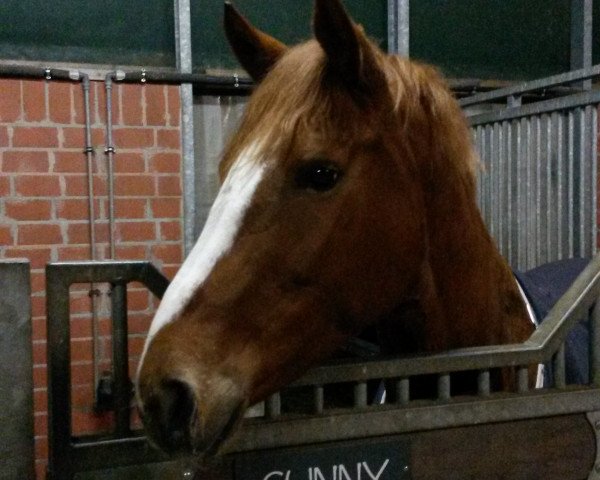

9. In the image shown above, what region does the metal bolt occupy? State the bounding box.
[595,420,600,430]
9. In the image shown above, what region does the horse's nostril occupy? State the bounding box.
[145,379,197,453]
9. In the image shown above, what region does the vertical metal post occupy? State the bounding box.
[46,265,74,480]
[388,0,409,56]
[111,281,131,436]
[175,0,196,254]
[570,0,592,89]
[590,301,600,387]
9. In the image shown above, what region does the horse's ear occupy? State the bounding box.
[313,0,382,93]
[224,2,287,82]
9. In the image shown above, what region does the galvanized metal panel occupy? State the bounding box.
[471,93,599,269]
[0,260,34,480]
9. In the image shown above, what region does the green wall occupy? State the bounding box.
[0,0,597,81]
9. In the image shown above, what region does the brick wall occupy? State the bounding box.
[0,77,183,479]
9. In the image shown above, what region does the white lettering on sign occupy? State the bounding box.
[263,471,291,480]
[288,460,389,480]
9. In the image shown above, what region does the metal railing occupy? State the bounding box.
[45,255,600,478]
[463,64,600,270]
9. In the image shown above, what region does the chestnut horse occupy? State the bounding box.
[136,0,533,456]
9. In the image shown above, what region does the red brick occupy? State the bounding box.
[56,198,90,220]
[31,295,46,318]
[167,86,181,126]
[12,127,59,148]
[151,197,181,218]
[115,245,147,260]
[36,460,47,480]
[128,336,146,357]
[120,84,143,126]
[5,199,52,221]
[15,175,61,197]
[0,126,8,147]
[71,338,93,362]
[48,82,72,124]
[2,150,49,173]
[114,152,145,173]
[33,365,47,388]
[72,411,114,436]
[145,84,166,126]
[0,225,14,245]
[32,318,47,341]
[114,174,155,196]
[112,128,154,149]
[161,264,180,280]
[0,79,21,122]
[157,175,181,196]
[152,243,182,264]
[30,271,46,295]
[4,246,52,269]
[157,129,181,149]
[18,223,62,245]
[53,151,87,173]
[56,245,92,261]
[34,388,48,413]
[149,152,180,173]
[32,341,47,365]
[114,198,147,218]
[117,221,156,242]
[22,80,46,122]
[71,383,95,409]
[71,363,93,386]
[128,289,150,311]
[63,174,107,196]
[128,313,152,334]
[61,126,103,149]
[35,435,48,459]
[0,175,10,195]
[159,221,182,241]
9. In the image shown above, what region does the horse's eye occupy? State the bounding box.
[295,162,342,192]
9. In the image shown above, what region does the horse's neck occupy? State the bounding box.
[416,188,533,353]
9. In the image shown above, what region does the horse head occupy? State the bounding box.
[136,0,529,457]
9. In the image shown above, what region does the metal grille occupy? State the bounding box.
[463,71,600,271]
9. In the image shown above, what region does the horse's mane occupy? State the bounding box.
[223,35,480,197]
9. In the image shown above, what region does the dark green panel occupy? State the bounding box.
[0,0,176,66]
[191,0,387,72]
[410,0,571,80]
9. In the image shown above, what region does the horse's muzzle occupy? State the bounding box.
[138,377,245,456]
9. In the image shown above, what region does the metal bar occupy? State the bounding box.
[387,0,410,56]
[46,265,74,480]
[313,386,324,414]
[570,0,593,90]
[469,89,600,126]
[557,114,565,260]
[104,74,116,259]
[517,367,529,393]
[111,281,130,436]
[568,110,575,257]
[591,301,600,387]
[478,370,491,396]
[354,382,368,408]
[265,393,281,419]
[460,64,600,107]
[397,378,410,405]
[593,106,598,254]
[175,0,196,255]
[437,374,451,401]
[553,343,566,389]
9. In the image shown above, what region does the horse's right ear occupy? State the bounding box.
[224,2,287,82]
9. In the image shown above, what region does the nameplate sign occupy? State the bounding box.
[234,439,410,480]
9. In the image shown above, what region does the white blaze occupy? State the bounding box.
[140,143,267,364]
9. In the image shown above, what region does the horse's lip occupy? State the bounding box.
[194,400,246,458]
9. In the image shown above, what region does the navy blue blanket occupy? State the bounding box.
[514,258,590,386]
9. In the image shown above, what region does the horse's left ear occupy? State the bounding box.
[224,2,287,82]
[313,0,383,93]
